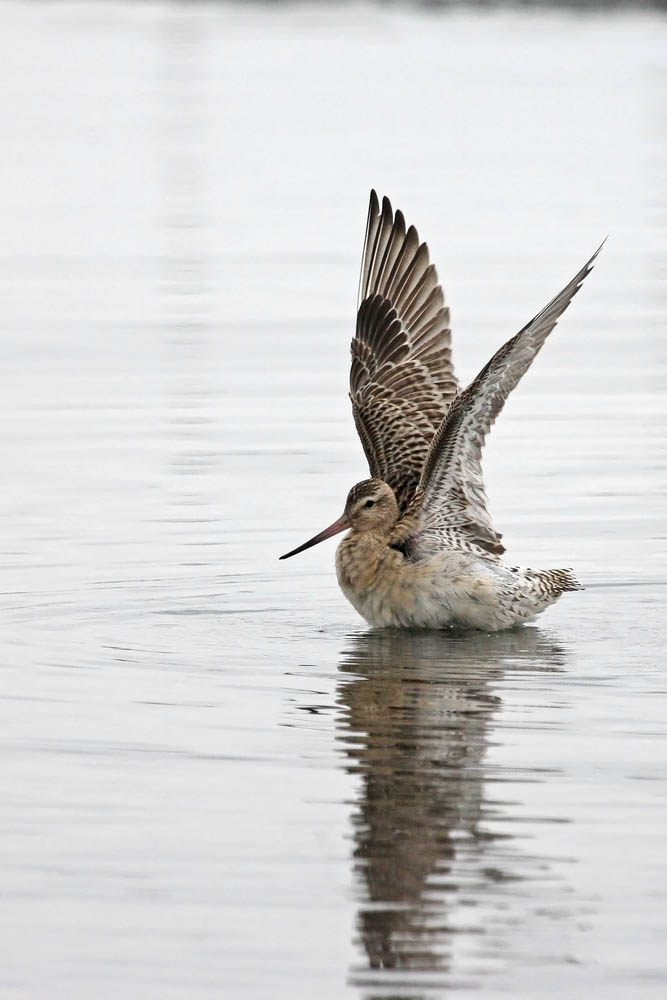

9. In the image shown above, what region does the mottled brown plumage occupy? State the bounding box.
[403,244,604,560]
[351,191,458,511]
[280,191,602,630]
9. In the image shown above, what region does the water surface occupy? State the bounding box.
[1,4,666,998]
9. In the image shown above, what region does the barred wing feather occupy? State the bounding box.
[351,191,458,511]
[403,242,604,558]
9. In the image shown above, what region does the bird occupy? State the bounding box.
[279,190,603,631]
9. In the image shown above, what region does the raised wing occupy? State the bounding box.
[400,242,604,558]
[350,191,458,511]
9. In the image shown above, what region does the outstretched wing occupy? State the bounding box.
[350,190,458,511]
[399,242,604,558]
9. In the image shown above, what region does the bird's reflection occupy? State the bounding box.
[336,627,567,986]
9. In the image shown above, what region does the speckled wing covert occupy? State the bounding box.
[350,191,458,511]
[402,242,605,558]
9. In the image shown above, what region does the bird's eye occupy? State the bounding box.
[364,499,375,509]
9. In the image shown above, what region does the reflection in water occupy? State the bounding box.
[337,628,567,989]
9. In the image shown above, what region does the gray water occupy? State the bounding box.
[1,4,667,998]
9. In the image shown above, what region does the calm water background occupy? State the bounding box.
[1,3,666,998]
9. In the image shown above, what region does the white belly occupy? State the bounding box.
[335,541,563,632]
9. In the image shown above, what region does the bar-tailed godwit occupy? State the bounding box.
[280,191,602,630]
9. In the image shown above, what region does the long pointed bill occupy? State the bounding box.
[279,515,349,560]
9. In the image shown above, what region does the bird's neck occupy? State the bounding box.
[336,527,392,591]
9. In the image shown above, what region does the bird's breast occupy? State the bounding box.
[335,532,440,627]
[335,533,501,629]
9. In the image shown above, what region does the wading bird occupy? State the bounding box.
[280,191,602,630]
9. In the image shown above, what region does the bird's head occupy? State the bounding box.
[342,478,399,531]
[279,478,398,560]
